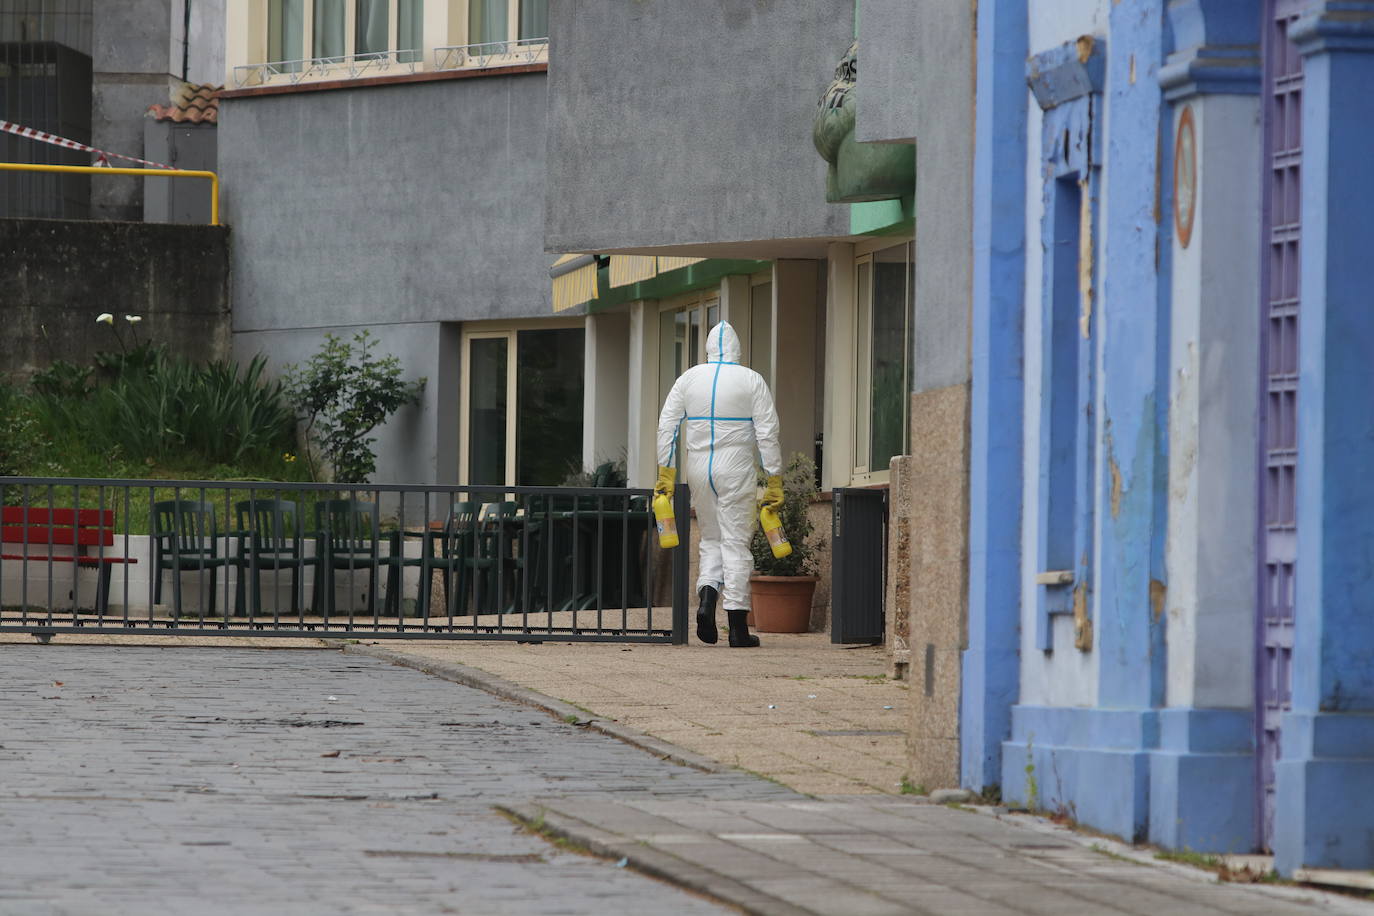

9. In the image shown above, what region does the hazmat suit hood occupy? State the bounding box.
[706,322,742,364]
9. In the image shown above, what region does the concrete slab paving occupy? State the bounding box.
[354,635,1373,916]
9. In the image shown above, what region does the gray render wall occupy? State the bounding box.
[92,0,176,221]
[861,0,973,393]
[544,0,853,253]
[0,217,230,381]
[218,72,552,485]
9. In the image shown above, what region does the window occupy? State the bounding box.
[852,240,912,479]
[354,0,389,59]
[518,0,548,41]
[241,0,548,87]
[313,0,344,59]
[657,293,719,413]
[461,325,584,487]
[268,0,304,70]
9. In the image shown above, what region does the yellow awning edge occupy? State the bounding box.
[551,253,598,312]
[656,255,705,273]
[609,254,658,288]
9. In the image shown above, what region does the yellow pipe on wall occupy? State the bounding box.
[0,162,221,226]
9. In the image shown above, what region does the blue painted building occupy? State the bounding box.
[962,0,1374,873]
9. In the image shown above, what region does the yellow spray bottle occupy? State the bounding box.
[653,491,679,548]
[760,505,791,559]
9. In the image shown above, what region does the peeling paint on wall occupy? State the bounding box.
[1073,580,1093,651]
[1150,578,1166,622]
[1078,176,1094,338]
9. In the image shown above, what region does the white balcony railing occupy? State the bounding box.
[232,50,423,88]
[231,38,548,89]
[433,37,548,71]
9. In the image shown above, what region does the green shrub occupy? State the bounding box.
[284,331,426,484]
[28,351,295,471]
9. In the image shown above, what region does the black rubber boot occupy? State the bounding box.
[727,609,760,648]
[696,586,719,644]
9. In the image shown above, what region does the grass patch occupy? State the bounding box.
[1090,843,1146,865]
[1156,849,1288,884]
[498,807,596,857]
[899,778,925,796]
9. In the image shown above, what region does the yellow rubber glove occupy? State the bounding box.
[654,465,677,498]
[761,475,784,512]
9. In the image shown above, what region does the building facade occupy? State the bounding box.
[962,0,1374,874]
[218,0,571,490]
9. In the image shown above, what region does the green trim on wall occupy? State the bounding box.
[850,193,914,236]
[586,259,771,313]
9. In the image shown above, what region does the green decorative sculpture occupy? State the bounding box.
[813,40,915,203]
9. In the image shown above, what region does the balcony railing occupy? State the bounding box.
[232,50,423,88]
[231,38,549,89]
[433,37,548,71]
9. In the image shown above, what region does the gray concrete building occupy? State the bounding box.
[542,0,975,790]
[0,0,224,220]
[218,1,568,490]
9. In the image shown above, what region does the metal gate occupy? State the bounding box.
[1256,0,1305,851]
[0,477,689,644]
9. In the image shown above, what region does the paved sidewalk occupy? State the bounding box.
[351,633,911,796]
[352,635,1373,916]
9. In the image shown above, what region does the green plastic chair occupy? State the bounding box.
[312,498,383,616]
[152,500,233,616]
[234,498,315,616]
[414,501,479,617]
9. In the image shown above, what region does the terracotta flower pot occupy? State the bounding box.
[748,575,819,633]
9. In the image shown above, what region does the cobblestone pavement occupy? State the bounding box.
[0,645,792,914]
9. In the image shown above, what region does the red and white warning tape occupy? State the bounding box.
[1,119,178,170]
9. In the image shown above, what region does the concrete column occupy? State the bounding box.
[960,0,1026,794]
[626,301,660,489]
[1275,2,1374,874]
[822,244,855,491]
[719,274,752,364]
[582,311,630,472]
[773,260,818,472]
[1150,0,1263,851]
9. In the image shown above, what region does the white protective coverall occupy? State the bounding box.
[656,322,782,610]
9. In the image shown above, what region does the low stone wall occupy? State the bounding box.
[0,217,231,382]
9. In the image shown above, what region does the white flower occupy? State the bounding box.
[124,314,142,324]
[96,313,114,325]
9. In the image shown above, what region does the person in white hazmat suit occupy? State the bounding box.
[655,321,784,647]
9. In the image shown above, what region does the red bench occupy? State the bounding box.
[1,506,137,613]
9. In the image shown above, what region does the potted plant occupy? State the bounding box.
[748,452,821,632]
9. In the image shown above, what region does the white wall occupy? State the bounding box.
[1164,93,1261,709]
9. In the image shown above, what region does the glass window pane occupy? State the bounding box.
[706,303,719,333]
[313,0,345,59]
[516,328,584,486]
[689,307,702,365]
[398,0,423,62]
[658,309,679,411]
[469,0,507,49]
[519,0,548,41]
[750,282,772,388]
[853,259,872,471]
[355,0,388,58]
[468,337,508,486]
[869,243,911,472]
[269,0,304,70]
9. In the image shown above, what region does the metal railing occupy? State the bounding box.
[233,50,423,88]
[433,37,549,71]
[0,477,690,644]
[0,163,220,225]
